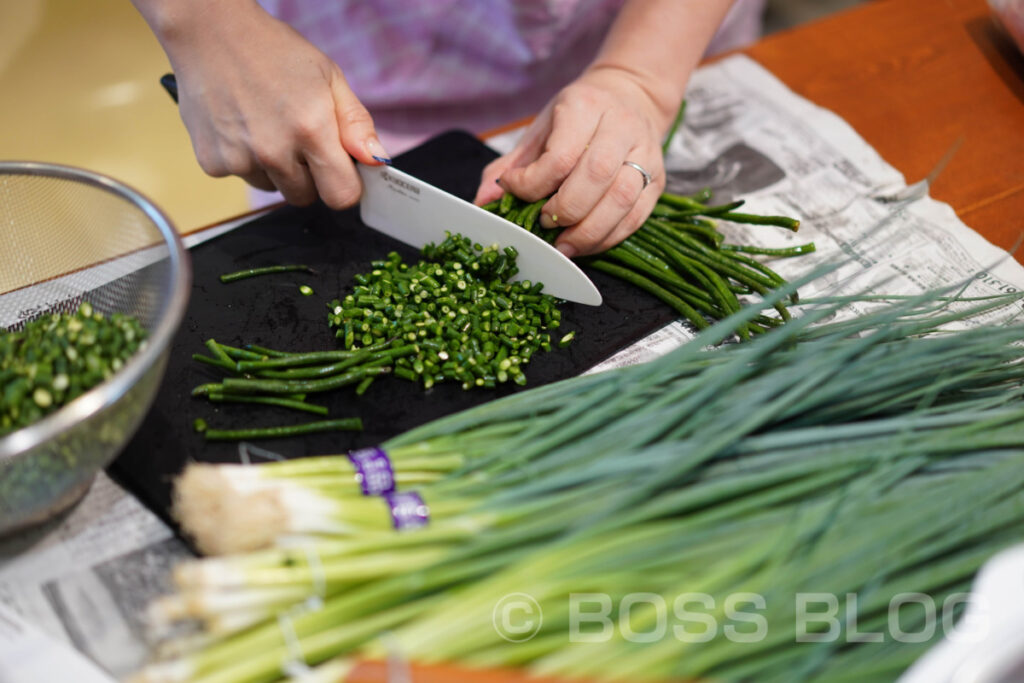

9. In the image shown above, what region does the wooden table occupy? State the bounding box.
[742,0,1024,259]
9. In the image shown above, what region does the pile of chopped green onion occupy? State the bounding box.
[0,302,147,436]
[134,277,1024,683]
[485,189,813,338]
[327,232,570,390]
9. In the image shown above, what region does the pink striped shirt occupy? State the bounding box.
[257,0,764,153]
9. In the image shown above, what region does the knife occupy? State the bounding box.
[357,163,602,306]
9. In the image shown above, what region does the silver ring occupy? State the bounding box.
[623,161,652,190]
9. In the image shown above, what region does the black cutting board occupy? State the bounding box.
[109,131,679,528]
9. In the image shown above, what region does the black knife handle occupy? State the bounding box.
[160,73,179,104]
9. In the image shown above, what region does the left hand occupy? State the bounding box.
[474,66,671,258]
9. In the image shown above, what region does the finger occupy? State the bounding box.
[474,155,517,205]
[192,135,247,180]
[499,101,599,202]
[238,170,276,192]
[537,117,635,230]
[220,126,318,204]
[475,111,555,204]
[592,182,662,254]
[557,195,650,257]
[476,111,555,204]
[554,155,661,257]
[475,152,532,208]
[498,109,554,172]
[264,157,319,206]
[329,72,390,165]
[551,159,645,257]
[301,119,363,210]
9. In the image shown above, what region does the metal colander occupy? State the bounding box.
[0,161,191,534]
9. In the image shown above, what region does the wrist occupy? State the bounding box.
[583,0,733,135]
[582,63,686,134]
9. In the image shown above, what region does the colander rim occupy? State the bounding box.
[0,161,192,460]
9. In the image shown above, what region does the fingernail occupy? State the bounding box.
[539,213,557,229]
[366,138,392,165]
[556,243,577,259]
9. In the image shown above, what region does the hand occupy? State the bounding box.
[156,2,389,208]
[475,66,671,257]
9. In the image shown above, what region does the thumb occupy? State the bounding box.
[474,155,516,205]
[474,125,551,205]
[331,76,390,165]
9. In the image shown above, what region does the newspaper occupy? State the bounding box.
[2,53,1023,680]
[0,473,189,680]
[0,601,114,683]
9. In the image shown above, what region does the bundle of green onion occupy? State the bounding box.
[134,279,1024,683]
[1,302,147,435]
[484,189,812,338]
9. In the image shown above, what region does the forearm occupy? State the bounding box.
[589,0,735,129]
[130,0,265,66]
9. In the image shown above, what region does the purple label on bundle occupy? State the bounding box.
[347,447,395,496]
[385,491,430,531]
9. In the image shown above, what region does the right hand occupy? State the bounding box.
[156,1,388,208]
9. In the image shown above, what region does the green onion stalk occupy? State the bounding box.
[482,188,813,339]
[218,264,316,284]
[131,278,1024,683]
